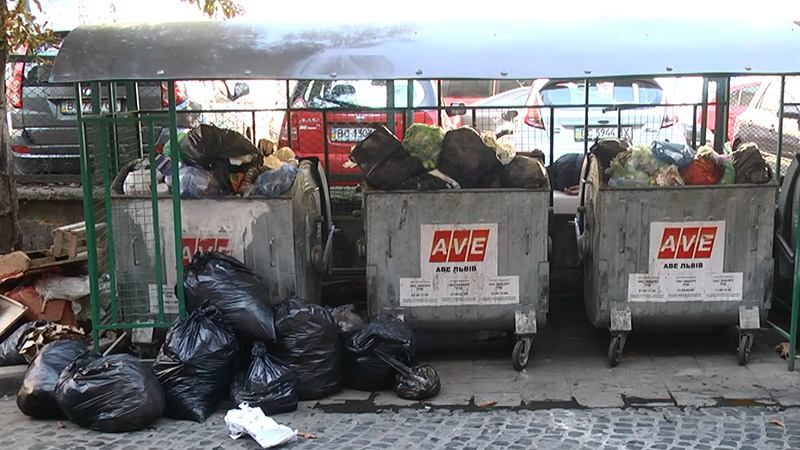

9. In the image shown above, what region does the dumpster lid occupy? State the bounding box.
[51,18,800,83]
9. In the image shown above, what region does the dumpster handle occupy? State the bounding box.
[132,236,139,266]
[322,225,336,270]
[387,231,392,258]
[525,229,531,256]
[269,237,276,267]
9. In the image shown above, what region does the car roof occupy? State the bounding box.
[52,18,800,83]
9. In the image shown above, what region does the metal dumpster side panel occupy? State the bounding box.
[110,164,325,322]
[584,163,776,328]
[365,189,549,331]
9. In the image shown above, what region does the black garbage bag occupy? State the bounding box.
[55,353,165,433]
[180,124,262,191]
[230,342,298,415]
[0,321,43,367]
[345,315,416,392]
[733,143,773,184]
[273,297,342,400]
[350,126,427,190]
[153,305,238,422]
[183,252,276,342]
[376,350,441,401]
[590,138,629,183]
[500,155,548,188]
[16,340,89,419]
[548,153,586,192]
[437,127,502,188]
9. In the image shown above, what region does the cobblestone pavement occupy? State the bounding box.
[1,397,798,450]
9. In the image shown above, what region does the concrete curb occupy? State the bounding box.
[0,366,26,396]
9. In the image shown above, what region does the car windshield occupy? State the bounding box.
[540,80,663,106]
[305,80,429,109]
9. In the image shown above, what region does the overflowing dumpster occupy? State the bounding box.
[365,186,550,370]
[110,159,332,320]
[578,157,776,366]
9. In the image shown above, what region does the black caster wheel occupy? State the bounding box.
[608,335,624,367]
[738,333,753,366]
[512,338,532,371]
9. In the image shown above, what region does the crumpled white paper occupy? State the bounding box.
[224,403,297,449]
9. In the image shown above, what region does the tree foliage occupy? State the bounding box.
[1,0,243,56]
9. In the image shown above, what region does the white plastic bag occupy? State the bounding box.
[224,403,297,449]
[34,275,90,301]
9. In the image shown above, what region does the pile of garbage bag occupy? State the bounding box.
[121,124,299,199]
[12,252,442,432]
[351,125,548,191]
[602,139,773,187]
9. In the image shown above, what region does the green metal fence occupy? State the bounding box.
[76,81,186,348]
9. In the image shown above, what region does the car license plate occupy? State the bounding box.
[574,126,632,141]
[58,100,121,115]
[330,126,374,143]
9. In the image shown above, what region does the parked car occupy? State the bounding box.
[5,39,170,179]
[733,77,800,168]
[441,79,533,106]
[511,78,688,165]
[278,79,456,184]
[697,80,762,141]
[460,86,530,132]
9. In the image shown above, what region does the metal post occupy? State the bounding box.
[167,81,186,320]
[285,80,292,148]
[437,80,443,127]
[76,83,102,351]
[713,77,729,152]
[251,110,257,143]
[616,107,622,138]
[387,80,396,133]
[108,82,120,174]
[583,78,590,154]
[147,121,165,324]
[777,75,786,177]
[322,111,330,181]
[700,79,710,146]
[549,106,555,207]
[691,104,698,150]
[406,79,414,128]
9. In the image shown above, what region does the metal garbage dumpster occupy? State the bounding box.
[577,157,776,366]
[365,186,550,370]
[110,159,333,320]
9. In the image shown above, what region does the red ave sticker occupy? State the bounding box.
[657,226,717,260]
[429,228,490,263]
[182,237,231,265]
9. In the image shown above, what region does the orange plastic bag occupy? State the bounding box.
[680,159,721,185]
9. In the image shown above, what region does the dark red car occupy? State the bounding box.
[279,80,455,185]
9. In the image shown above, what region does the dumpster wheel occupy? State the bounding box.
[737,332,753,366]
[512,338,532,371]
[608,334,624,367]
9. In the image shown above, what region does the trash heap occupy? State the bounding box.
[350,124,548,191]
[11,251,440,436]
[120,124,299,198]
[595,138,773,187]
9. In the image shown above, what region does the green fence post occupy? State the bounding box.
[167,81,186,319]
[75,83,102,350]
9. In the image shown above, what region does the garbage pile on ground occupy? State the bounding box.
[350,124,548,191]
[12,251,440,434]
[0,245,93,369]
[120,124,299,198]
[593,138,773,187]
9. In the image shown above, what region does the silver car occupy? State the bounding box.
[732,77,800,173]
[6,40,164,179]
[511,78,689,165]
[461,87,530,132]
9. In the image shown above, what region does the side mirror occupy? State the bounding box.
[501,110,519,121]
[231,82,250,101]
[445,102,467,117]
[782,105,800,120]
